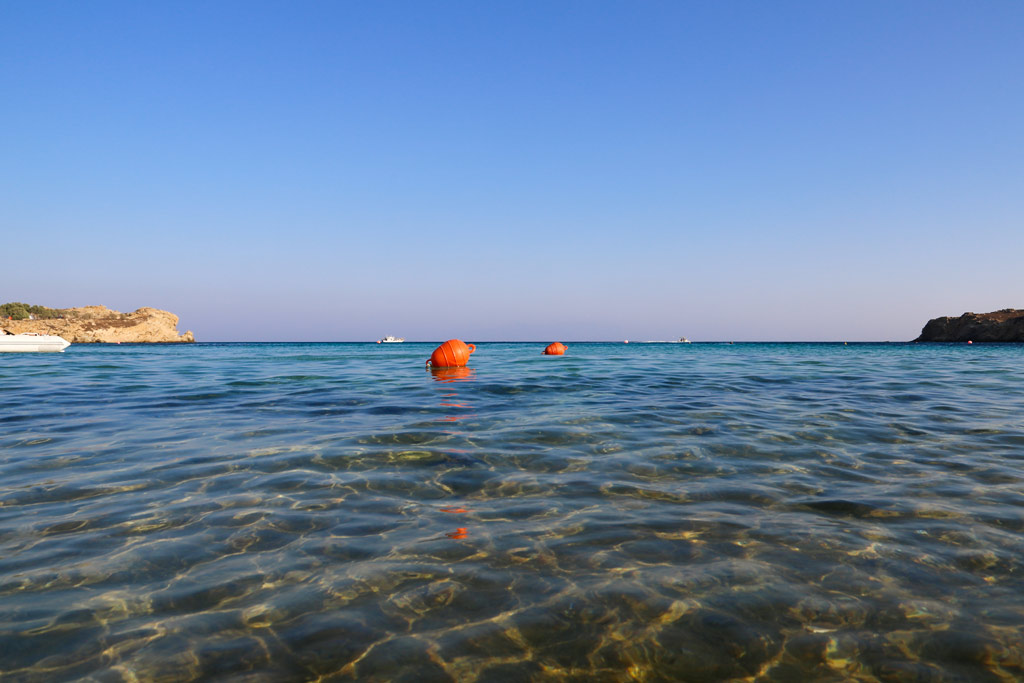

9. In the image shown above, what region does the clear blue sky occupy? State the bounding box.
[3,1,1022,341]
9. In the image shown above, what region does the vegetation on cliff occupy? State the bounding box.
[0,302,65,320]
[0,304,194,343]
[0,302,134,321]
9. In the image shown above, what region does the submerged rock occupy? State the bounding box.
[915,309,1024,342]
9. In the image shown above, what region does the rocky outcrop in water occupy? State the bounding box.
[915,309,1024,342]
[0,306,194,343]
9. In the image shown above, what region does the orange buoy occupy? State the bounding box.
[543,342,567,355]
[427,339,476,368]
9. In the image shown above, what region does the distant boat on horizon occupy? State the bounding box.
[377,335,404,343]
[638,337,693,343]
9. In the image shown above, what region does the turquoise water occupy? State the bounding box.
[2,342,1023,681]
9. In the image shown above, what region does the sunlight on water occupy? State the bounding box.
[2,342,1023,680]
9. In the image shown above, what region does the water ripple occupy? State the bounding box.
[2,342,1024,680]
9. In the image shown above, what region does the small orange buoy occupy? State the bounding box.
[427,339,476,368]
[968,340,973,344]
[543,342,567,355]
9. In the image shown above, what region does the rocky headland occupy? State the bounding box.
[0,306,194,344]
[915,309,1024,342]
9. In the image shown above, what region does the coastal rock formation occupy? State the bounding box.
[0,306,195,343]
[915,309,1024,342]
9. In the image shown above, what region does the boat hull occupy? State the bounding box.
[0,335,72,352]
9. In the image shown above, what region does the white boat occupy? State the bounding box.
[0,331,72,352]
[640,337,692,343]
[377,336,405,343]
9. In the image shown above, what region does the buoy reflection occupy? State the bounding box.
[432,366,476,423]
[429,366,475,383]
[430,366,476,541]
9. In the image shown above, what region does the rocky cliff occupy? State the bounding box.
[915,309,1024,342]
[0,306,194,343]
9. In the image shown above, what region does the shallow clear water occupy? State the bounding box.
[2,342,1023,681]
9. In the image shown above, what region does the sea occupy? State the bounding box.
[1,341,1023,681]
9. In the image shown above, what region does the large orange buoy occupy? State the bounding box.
[543,342,567,355]
[427,339,476,368]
